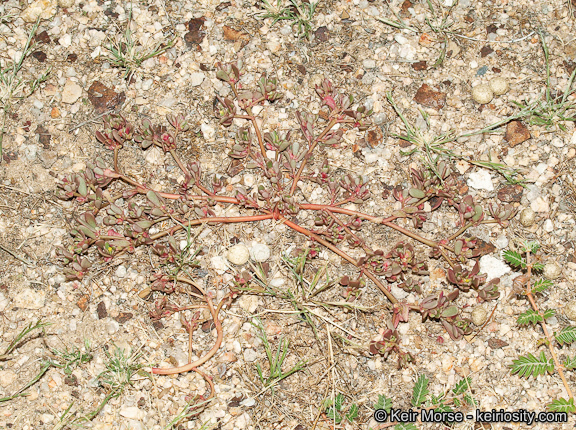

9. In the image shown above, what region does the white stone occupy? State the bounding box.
[190,72,205,87]
[13,288,46,309]
[495,235,508,249]
[467,170,494,191]
[106,320,119,334]
[238,294,259,313]
[58,0,75,7]
[210,256,228,274]
[250,243,271,262]
[61,80,82,104]
[471,84,494,104]
[0,292,8,311]
[200,123,215,141]
[115,265,127,278]
[479,255,511,281]
[145,146,164,165]
[363,59,376,69]
[530,196,549,213]
[227,244,250,265]
[394,34,408,45]
[21,0,57,22]
[243,348,258,362]
[543,219,553,232]
[59,34,72,48]
[0,370,17,387]
[119,407,145,420]
[40,414,55,424]
[551,137,564,148]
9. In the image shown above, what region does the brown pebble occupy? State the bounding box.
[76,295,89,311]
[32,51,47,62]
[184,17,206,48]
[504,120,531,147]
[487,338,509,349]
[366,127,383,148]
[87,81,126,114]
[413,84,446,110]
[96,301,107,319]
[497,184,523,202]
[202,319,215,332]
[411,60,427,71]
[35,125,51,149]
[223,25,250,48]
[314,26,330,43]
[113,312,133,324]
[480,45,494,57]
[50,107,60,118]
[474,239,496,256]
[66,53,78,63]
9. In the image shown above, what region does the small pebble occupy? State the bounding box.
[115,265,127,278]
[190,72,205,87]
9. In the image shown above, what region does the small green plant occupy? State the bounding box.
[252,318,307,390]
[510,31,576,132]
[504,241,576,413]
[0,320,52,403]
[376,0,460,68]
[106,15,175,81]
[387,92,525,185]
[47,339,93,375]
[0,18,50,162]
[258,0,318,40]
[370,374,477,429]
[55,346,146,426]
[323,393,359,424]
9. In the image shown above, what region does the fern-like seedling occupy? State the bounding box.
[411,374,429,407]
[554,326,576,346]
[511,351,554,378]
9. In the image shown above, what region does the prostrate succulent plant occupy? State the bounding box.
[56,59,518,374]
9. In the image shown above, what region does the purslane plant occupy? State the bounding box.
[56,60,517,374]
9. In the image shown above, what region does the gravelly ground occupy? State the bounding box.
[1,0,576,429]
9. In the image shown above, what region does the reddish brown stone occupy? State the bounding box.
[215,1,231,11]
[227,159,244,177]
[34,30,51,44]
[474,239,496,256]
[399,0,413,17]
[35,125,51,149]
[32,51,47,62]
[184,17,206,48]
[504,120,531,147]
[223,25,250,48]
[87,81,126,114]
[67,53,78,63]
[412,60,427,71]
[487,338,508,349]
[76,295,89,311]
[113,312,133,324]
[314,26,330,43]
[413,84,446,110]
[480,45,493,57]
[96,301,107,319]
[497,184,523,202]
[398,139,412,148]
[366,127,383,148]
[202,319,215,333]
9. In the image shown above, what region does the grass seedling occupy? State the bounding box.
[0,319,52,403]
[0,18,50,162]
[376,0,461,67]
[510,31,576,132]
[258,0,318,40]
[106,15,175,82]
[504,241,576,413]
[252,318,306,391]
[387,92,524,184]
[47,339,93,375]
